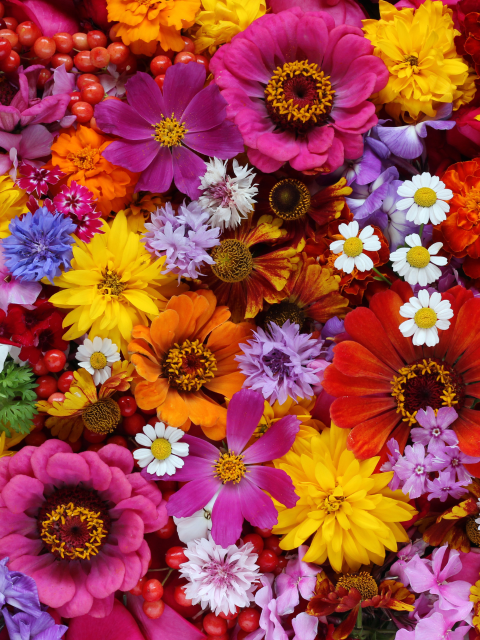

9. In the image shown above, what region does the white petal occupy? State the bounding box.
[329,240,344,254]
[143,424,157,441]
[172,442,189,456]
[135,433,153,447]
[417,289,430,307]
[155,422,166,438]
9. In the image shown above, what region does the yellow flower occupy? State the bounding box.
[363,0,474,121]
[0,430,26,457]
[49,211,179,353]
[192,0,267,55]
[255,397,324,441]
[123,192,166,234]
[0,175,28,239]
[470,579,480,633]
[272,423,416,572]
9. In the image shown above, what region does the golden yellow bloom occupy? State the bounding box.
[363,0,474,121]
[471,579,480,633]
[123,192,166,234]
[273,423,416,572]
[0,430,26,457]
[192,0,266,55]
[49,211,179,353]
[0,175,28,239]
[254,397,324,441]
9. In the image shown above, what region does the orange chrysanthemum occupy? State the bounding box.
[128,289,253,440]
[48,125,139,217]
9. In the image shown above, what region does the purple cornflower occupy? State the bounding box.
[381,438,403,491]
[236,321,323,405]
[16,162,63,197]
[53,182,103,243]
[167,389,299,547]
[1,207,75,283]
[393,443,434,499]
[3,609,68,640]
[0,557,41,616]
[95,65,244,199]
[427,470,467,502]
[389,539,427,587]
[275,545,318,616]
[411,407,459,448]
[143,201,220,280]
[0,245,41,313]
[428,441,480,484]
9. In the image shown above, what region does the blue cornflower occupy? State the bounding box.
[1,207,76,283]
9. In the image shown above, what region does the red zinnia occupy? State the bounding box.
[323,281,480,461]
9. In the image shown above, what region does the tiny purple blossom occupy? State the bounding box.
[389,539,427,587]
[428,441,480,484]
[0,557,41,616]
[275,546,318,616]
[427,470,467,502]
[16,162,63,197]
[393,443,434,499]
[381,438,403,491]
[411,406,459,448]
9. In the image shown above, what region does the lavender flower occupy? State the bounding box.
[389,540,428,587]
[381,438,402,490]
[429,441,480,484]
[411,407,459,448]
[275,546,318,616]
[16,162,63,197]
[143,201,220,280]
[427,470,467,502]
[251,575,287,640]
[236,321,323,405]
[3,609,67,640]
[394,443,434,499]
[0,558,41,616]
[1,208,75,283]
[346,166,399,221]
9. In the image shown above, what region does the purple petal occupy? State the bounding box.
[102,138,160,172]
[125,72,164,124]
[20,94,70,127]
[95,100,153,140]
[164,456,214,482]
[182,434,219,460]
[238,476,278,530]
[436,547,462,582]
[424,119,456,132]
[404,555,436,593]
[226,389,265,455]
[376,125,423,160]
[275,575,299,616]
[171,145,205,199]
[247,466,298,508]
[0,107,20,132]
[163,63,206,122]
[182,83,227,133]
[136,145,173,193]
[243,415,300,464]
[167,476,221,518]
[183,120,244,159]
[18,125,53,159]
[355,147,383,186]
[211,483,243,547]
[49,64,75,95]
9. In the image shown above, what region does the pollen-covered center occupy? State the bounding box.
[98,268,126,297]
[153,115,187,147]
[264,301,305,329]
[214,451,246,484]
[337,572,379,601]
[90,352,107,369]
[414,307,437,329]
[406,246,430,269]
[151,438,172,460]
[211,239,254,283]
[164,339,217,392]
[67,147,97,171]
[414,187,437,208]
[82,397,121,434]
[321,486,345,513]
[269,179,311,220]
[343,237,363,257]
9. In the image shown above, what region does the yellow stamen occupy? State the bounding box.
[414,187,437,208]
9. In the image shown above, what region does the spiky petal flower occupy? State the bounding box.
[16,162,63,197]
[179,536,260,616]
[53,182,103,243]
[236,320,323,405]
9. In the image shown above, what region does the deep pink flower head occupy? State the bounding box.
[267,0,367,27]
[166,389,299,547]
[210,7,388,175]
[0,440,168,618]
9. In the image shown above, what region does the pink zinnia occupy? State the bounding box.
[166,389,299,547]
[210,7,388,174]
[0,441,168,618]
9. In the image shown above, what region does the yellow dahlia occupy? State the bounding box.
[123,192,166,234]
[0,175,28,239]
[363,0,474,121]
[272,423,416,572]
[49,211,179,352]
[192,0,267,55]
[255,397,324,440]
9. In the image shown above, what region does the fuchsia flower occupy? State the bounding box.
[166,389,299,547]
[53,182,103,242]
[16,162,63,197]
[0,440,168,618]
[210,7,388,174]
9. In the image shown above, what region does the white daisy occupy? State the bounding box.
[399,290,454,347]
[75,336,120,385]
[133,422,189,476]
[329,221,381,274]
[198,157,258,230]
[396,173,453,225]
[390,234,448,286]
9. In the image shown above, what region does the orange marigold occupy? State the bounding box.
[48,125,139,217]
[128,289,253,440]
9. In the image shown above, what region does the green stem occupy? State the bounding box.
[372,267,391,285]
[356,607,363,630]
[161,569,173,586]
[147,567,171,572]
[419,223,424,240]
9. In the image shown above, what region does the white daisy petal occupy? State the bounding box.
[143,424,157,441]
[135,433,153,447]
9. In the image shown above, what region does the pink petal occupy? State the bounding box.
[289,137,328,171]
[46,452,90,484]
[0,508,36,537]
[460,550,480,585]
[172,145,206,199]
[180,435,218,460]
[55,563,93,618]
[98,466,132,504]
[0,107,21,132]
[9,554,76,608]
[20,94,70,126]
[224,37,271,84]
[167,476,222,518]
[127,594,205,640]
[184,120,244,160]
[97,444,134,475]
[211,484,244,547]
[30,439,71,485]
[238,477,278,531]
[95,98,153,139]
[80,451,112,491]
[0,457,10,491]
[226,389,265,454]
[6,0,79,37]
[136,539,151,576]
[109,495,158,524]
[111,510,144,554]
[2,474,44,513]
[102,138,160,173]
[0,533,42,561]
[88,594,115,618]
[247,147,284,172]
[8,446,36,477]
[86,546,126,599]
[292,612,318,640]
[163,63,206,122]
[307,126,334,154]
[136,145,172,193]
[296,14,329,64]
[243,414,300,464]
[66,598,145,640]
[182,83,227,133]
[404,555,436,593]
[257,130,300,162]
[124,71,164,124]
[246,466,298,508]
[233,106,274,148]
[128,472,163,506]
[18,124,54,159]
[119,549,142,592]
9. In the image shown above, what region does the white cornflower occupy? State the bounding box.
[180,536,260,616]
[399,290,454,347]
[396,173,453,225]
[329,221,381,274]
[390,234,447,286]
[133,422,189,476]
[198,157,258,230]
[75,336,120,385]
[173,492,219,544]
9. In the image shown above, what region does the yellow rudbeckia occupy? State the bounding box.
[0,175,28,239]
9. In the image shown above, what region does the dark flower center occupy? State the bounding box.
[82,397,121,434]
[164,339,217,392]
[0,78,17,106]
[269,179,311,221]
[211,239,254,283]
[337,572,378,601]
[263,348,292,377]
[98,268,126,296]
[264,302,305,329]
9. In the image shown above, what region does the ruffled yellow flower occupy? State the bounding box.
[123,192,166,234]
[363,0,474,121]
[49,211,179,352]
[0,430,26,457]
[0,175,28,239]
[273,423,416,572]
[192,0,267,55]
[254,397,324,441]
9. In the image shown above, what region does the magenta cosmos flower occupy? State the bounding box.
[210,7,388,174]
[167,389,299,547]
[95,64,244,199]
[0,441,167,618]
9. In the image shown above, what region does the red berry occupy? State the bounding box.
[107,435,128,448]
[238,609,261,633]
[141,406,157,415]
[0,50,19,72]
[257,550,278,573]
[25,431,47,446]
[109,25,121,42]
[72,32,89,51]
[154,516,176,539]
[57,370,75,393]
[47,392,65,404]
[74,51,96,73]
[37,68,51,89]
[77,73,99,90]
[68,91,81,110]
[123,412,146,437]
[87,443,104,452]
[181,35,195,53]
[53,32,73,53]
[129,576,146,596]
[115,53,137,74]
[0,4,5,19]
[264,535,282,556]
[81,82,105,105]
[107,42,129,65]
[173,584,193,607]
[218,609,238,620]
[31,413,46,431]
[87,30,107,49]
[33,36,55,59]
[4,17,18,31]
[195,54,209,73]
[32,358,49,376]
[143,599,165,619]
[203,613,227,636]
[255,527,273,538]
[16,21,41,47]
[273,555,288,576]
[174,51,196,65]
[150,54,171,76]
[154,43,174,59]
[142,578,164,602]
[165,547,187,569]
[205,635,228,640]
[70,438,82,453]
[0,29,17,47]
[51,53,73,72]
[90,46,110,68]
[44,349,66,373]
[83,427,107,444]
[71,101,94,123]
[35,375,58,399]
[0,37,11,62]
[243,533,264,555]
[118,395,137,417]
[154,74,165,90]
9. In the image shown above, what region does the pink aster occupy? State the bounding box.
[210,7,388,174]
[0,440,168,618]
[166,388,299,547]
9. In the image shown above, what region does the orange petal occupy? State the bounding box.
[131,325,154,344]
[130,354,162,382]
[158,387,190,427]
[180,391,223,429]
[150,309,179,358]
[134,378,169,411]
[127,339,158,362]
[204,372,246,397]
[208,322,253,364]
[165,295,196,344]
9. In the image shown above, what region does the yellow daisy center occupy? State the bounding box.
[414,187,437,208]
[414,307,437,329]
[67,146,97,170]
[164,339,217,392]
[337,572,379,600]
[406,246,430,269]
[269,179,311,221]
[404,54,419,69]
[82,398,121,434]
[214,450,246,484]
[153,115,187,147]
[343,237,363,257]
[211,239,254,283]
[98,268,126,297]
[151,438,172,460]
[90,352,107,370]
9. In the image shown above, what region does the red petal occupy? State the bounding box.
[331,341,395,380]
[330,396,396,429]
[323,365,392,397]
[347,410,400,459]
[454,408,480,456]
[442,296,480,364]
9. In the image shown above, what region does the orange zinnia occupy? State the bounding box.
[48,125,138,217]
[128,290,253,440]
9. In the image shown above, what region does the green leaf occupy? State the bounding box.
[0,360,38,436]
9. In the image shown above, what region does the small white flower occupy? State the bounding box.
[198,158,258,230]
[390,234,448,286]
[329,221,381,274]
[399,290,454,347]
[133,422,189,476]
[75,336,120,385]
[174,492,219,544]
[396,173,453,225]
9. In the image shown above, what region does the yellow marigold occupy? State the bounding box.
[49,211,181,353]
[192,0,267,55]
[254,397,324,441]
[0,175,28,239]
[272,423,416,572]
[123,192,166,234]
[363,0,474,121]
[107,0,200,56]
